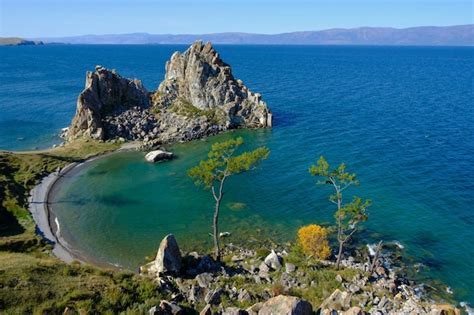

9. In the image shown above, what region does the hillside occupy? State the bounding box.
[35,25,474,46]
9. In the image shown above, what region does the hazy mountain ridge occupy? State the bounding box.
[33,25,474,46]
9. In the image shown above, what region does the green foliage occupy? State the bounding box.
[188,137,270,260]
[309,156,371,267]
[188,137,270,189]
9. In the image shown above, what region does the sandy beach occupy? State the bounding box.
[27,142,143,265]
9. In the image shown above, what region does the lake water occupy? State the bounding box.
[1,45,473,304]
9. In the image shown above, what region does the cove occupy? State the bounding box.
[8,45,471,304]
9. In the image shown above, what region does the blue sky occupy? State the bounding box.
[1,0,472,37]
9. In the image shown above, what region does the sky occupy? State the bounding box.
[1,0,473,38]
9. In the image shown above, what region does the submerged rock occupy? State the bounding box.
[145,149,174,162]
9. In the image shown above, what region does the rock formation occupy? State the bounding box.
[65,41,272,145]
[145,150,174,163]
[152,41,272,129]
[151,234,182,275]
[67,66,149,141]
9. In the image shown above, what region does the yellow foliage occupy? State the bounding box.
[297,224,331,259]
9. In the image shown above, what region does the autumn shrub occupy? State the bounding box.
[297,224,331,259]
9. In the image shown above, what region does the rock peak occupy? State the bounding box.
[66,42,272,144]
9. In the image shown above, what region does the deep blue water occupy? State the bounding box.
[1,45,473,303]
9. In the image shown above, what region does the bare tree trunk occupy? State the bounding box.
[369,241,383,273]
[213,198,221,262]
[336,240,344,269]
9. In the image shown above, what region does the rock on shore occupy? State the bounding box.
[141,235,462,315]
[65,41,272,145]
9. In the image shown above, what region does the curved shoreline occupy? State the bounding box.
[28,143,142,268]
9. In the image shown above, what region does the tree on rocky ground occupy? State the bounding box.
[309,156,371,269]
[188,137,270,262]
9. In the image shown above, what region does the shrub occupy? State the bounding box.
[297,224,331,259]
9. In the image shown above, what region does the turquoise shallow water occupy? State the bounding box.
[1,45,473,303]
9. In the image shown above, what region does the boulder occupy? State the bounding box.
[343,306,364,315]
[319,289,352,312]
[149,300,183,315]
[154,234,182,275]
[430,304,461,315]
[285,263,296,273]
[222,307,248,315]
[200,305,212,315]
[264,250,283,270]
[258,295,313,315]
[196,272,214,288]
[205,288,224,305]
[145,150,174,162]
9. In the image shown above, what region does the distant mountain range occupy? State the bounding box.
[19,25,474,46]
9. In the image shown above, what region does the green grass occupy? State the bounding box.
[0,252,164,314]
[0,140,120,248]
[168,98,224,125]
[0,140,171,314]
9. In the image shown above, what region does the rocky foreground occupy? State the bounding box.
[140,235,460,315]
[65,41,272,147]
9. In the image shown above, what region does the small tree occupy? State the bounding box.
[188,137,270,262]
[309,156,371,269]
[297,224,331,260]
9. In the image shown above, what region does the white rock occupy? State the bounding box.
[145,150,174,163]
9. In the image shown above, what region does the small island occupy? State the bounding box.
[0,37,44,46]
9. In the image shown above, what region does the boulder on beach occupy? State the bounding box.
[145,150,174,162]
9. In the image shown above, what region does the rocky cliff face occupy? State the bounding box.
[66,41,272,144]
[67,66,149,141]
[153,41,272,129]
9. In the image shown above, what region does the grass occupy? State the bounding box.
[0,140,120,249]
[0,252,164,314]
[0,140,172,314]
[168,98,224,125]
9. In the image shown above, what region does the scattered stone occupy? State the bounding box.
[319,289,352,312]
[196,272,213,288]
[200,304,212,315]
[238,289,252,303]
[205,288,224,305]
[285,263,296,273]
[336,274,343,283]
[222,307,248,315]
[342,306,364,315]
[149,300,183,315]
[264,250,283,270]
[258,295,312,315]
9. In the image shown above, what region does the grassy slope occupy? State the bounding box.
[0,140,168,313]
